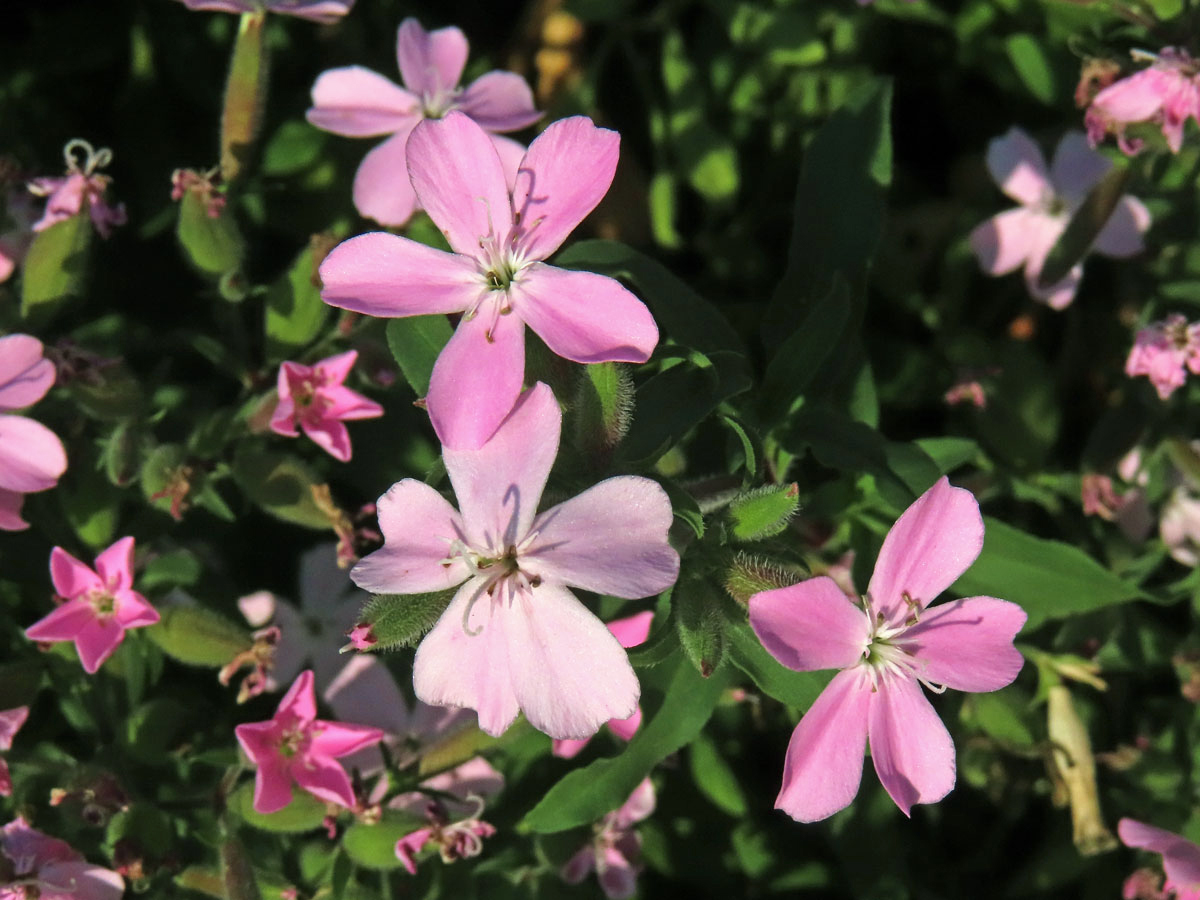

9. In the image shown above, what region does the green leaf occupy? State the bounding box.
[952,517,1144,630]
[124,697,192,764]
[1038,165,1130,288]
[146,605,251,667]
[176,189,244,278]
[385,315,454,397]
[359,588,457,651]
[726,484,800,542]
[1005,33,1056,104]
[231,446,331,529]
[689,731,747,816]
[727,623,828,709]
[106,802,174,860]
[265,244,329,359]
[229,782,328,834]
[520,657,730,833]
[342,811,427,871]
[21,212,91,324]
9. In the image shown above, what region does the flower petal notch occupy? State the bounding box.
[748,477,1027,822]
[351,383,679,739]
[320,113,659,449]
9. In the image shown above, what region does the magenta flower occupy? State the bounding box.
[969,127,1149,309]
[307,17,540,227]
[172,0,354,24]
[1119,818,1200,900]
[0,818,123,900]
[350,382,679,738]
[0,334,67,532]
[320,112,660,449]
[28,140,125,238]
[748,477,1027,822]
[1126,314,1200,400]
[24,537,158,674]
[269,350,383,462]
[0,707,29,798]
[561,778,655,900]
[1087,48,1200,155]
[552,611,653,759]
[235,669,384,813]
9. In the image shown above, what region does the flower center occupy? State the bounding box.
[86,589,118,620]
[856,592,946,694]
[278,725,309,760]
[441,533,544,636]
[421,86,460,119]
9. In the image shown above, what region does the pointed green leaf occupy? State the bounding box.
[385,315,454,397]
[231,447,331,529]
[359,588,457,651]
[176,190,244,278]
[146,605,251,667]
[20,212,91,324]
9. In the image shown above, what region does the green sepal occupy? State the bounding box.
[725,483,799,542]
[358,587,458,651]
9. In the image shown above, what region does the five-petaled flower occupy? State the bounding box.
[748,477,1026,822]
[0,334,67,532]
[970,127,1149,309]
[307,17,541,227]
[25,537,159,675]
[1087,48,1200,155]
[1119,818,1200,900]
[0,817,124,900]
[320,112,660,449]
[28,139,126,238]
[350,382,679,738]
[561,778,655,900]
[269,350,383,462]
[172,0,354,24]
[235,669,385,814]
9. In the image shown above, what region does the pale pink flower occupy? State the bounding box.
[320,113,660,449]
[0,335,67,532]
[970,127,1150,309]
[0,818,123,900]
[28,140,125,238]
[1087,49,1200,154]
[748,477,1027,822]
[24,537,158,674]
[172,0,354,23]
[561,778,655,900]
[234,669,384,814]
[307,17,540,227]
[1160,488,1200,567]
[269,350,383,462]
[350,382,679,738]
[552,611,653,759]
[1119,818,1200,900]
[0,707,29,797]
[1126,314,1200,400]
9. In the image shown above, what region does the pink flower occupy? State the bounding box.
[1126,314,1200,400]
[552,611,653,759]
[748,477,1027,822]
[393,794,496,876]
[0,335,67,532]
[172,0,354,23]
[0,817,123,900]
[269,350,383,462]
[1119,818,1200,900]
[234,669,384,814]
[1087,49,1200,154]
[28,140,125,238]
[561,778,655,900]
[307,17,540,227]
[0,707,29,797]
[320,113,660,449]
[350,382,679,738]
[24,537,158,674]
[969,127,1150,309]
[1160,488,1200,567]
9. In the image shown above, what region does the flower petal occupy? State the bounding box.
[320,231,479,317]
[264,0,354,23]
[307,66,418,137]
[868,675,955,816]
[505,582,640,739]
[301,417,353,461]
[278,670,318,724]
[308,720,384,758]
[513,264,658,364]
[1118,818,1200,889]
[0,415,67,493]
[73,617,126,674]
[413,578,522,736]
[351,126,421,228]
[1092,195,1150,258]
[524,476,678,598]
[323,654,409,734]
[94,536,135,592]
[511,116,619,261]
[0,706,29,751]
[607,611,654,649]
[114,591,160,630]
[0,334,55,411]
[969,208,1046,277]
[607,706,642,742]
[866,477,984,625]
[458,71,541,132]
[407,111,513,257]
[428,303,527,451]
[352,480,469,593]
[904,597,1026,692]
[749,577,871,673]
[49,548,103,599]
[491,134,527,192]
[251,756,294,814]
[397,18,467,99]
[985,127,1051,206]
[0,488,28,531]
[774,668,870,823]
[443,381,558,548]
[37,861,125,900]
[1048,131,1112,208]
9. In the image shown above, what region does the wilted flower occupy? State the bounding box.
[561,778,655,900]
[393,793,496,875]
[1126,314,1200,400]
[0,335,67,532]
[1087,48,1200,154]
[172,0,354,24]
[970,127,1149,309]
[28,139,125,238]
[0,817,124,900]
[307,17,540,227]
[269,351,383,462]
